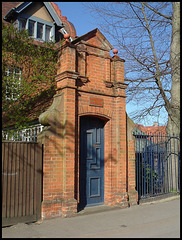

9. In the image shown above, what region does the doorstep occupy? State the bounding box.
[77,204,125,216]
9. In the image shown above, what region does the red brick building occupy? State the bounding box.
[135,123,166,135]
[2,2,138,219]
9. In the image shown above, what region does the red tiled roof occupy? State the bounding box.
[50,2,77,39]
[2,2,21,22]
[135,124,166,135]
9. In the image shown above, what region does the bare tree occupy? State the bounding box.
[85,2,180,135]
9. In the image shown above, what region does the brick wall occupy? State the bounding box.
[126,115,138,206]
[38,28,137,219]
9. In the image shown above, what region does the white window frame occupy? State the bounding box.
[18,14,55,42]
[37,22,44,40]
[28,19,35,37]
[5,67,22,101]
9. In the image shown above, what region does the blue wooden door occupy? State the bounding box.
[79,116,104,208]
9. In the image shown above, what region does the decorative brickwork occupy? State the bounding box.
[38,28,138,219]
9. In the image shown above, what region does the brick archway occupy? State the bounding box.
[77,113,111,205]
[79,105,112,120]
[38,28,138,219]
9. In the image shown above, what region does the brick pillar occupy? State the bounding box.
[57,41,77,74]
[38,40,78,218]
[76,42,87,76]
[38,93,65,219]
[55,41,78,217]
[112,52,138,207]
[109,51,129,207]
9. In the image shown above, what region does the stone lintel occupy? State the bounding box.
[55,71,80,82]
[114,82,128,89]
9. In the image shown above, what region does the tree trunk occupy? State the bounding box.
[165,2,180,192]
[166,2,180,136]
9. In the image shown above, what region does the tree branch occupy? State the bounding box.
[141,2,170,111]
[143,2,172,20]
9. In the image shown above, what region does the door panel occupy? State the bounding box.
[79,116,104,208]
[89,177,101,197]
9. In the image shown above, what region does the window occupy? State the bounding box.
[4,67,21,101]
[18,15,54,42]
[19,18,26,30]
[28,20,35,37]
[45,25,52,42]
[37,22,43,40]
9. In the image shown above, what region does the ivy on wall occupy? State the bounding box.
[2,22,61,129]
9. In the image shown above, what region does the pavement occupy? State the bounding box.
[2,195,180,238]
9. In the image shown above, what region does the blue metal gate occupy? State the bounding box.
[134,131,180,200]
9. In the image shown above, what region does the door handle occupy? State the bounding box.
[93,144,98,148]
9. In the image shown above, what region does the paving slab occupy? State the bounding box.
[2,196,180,238]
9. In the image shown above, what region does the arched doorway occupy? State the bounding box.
[79,116,105,209]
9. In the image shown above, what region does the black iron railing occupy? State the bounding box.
[133,131,180,199]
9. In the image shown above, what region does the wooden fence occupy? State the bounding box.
[2,141,42,227]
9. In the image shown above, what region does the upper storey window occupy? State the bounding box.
[37,23,43,39]
[45,25,52,42]
[19,18,26,30]
[18,14,55,42]
[28,20,35,37]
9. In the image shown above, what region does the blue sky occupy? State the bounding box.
[55,2,168,127]
[55,2,98,37]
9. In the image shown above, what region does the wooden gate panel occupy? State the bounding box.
[29,143,35,216]
[10,142,16,218]
[2,142,42,227]
[2,142,7,218]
